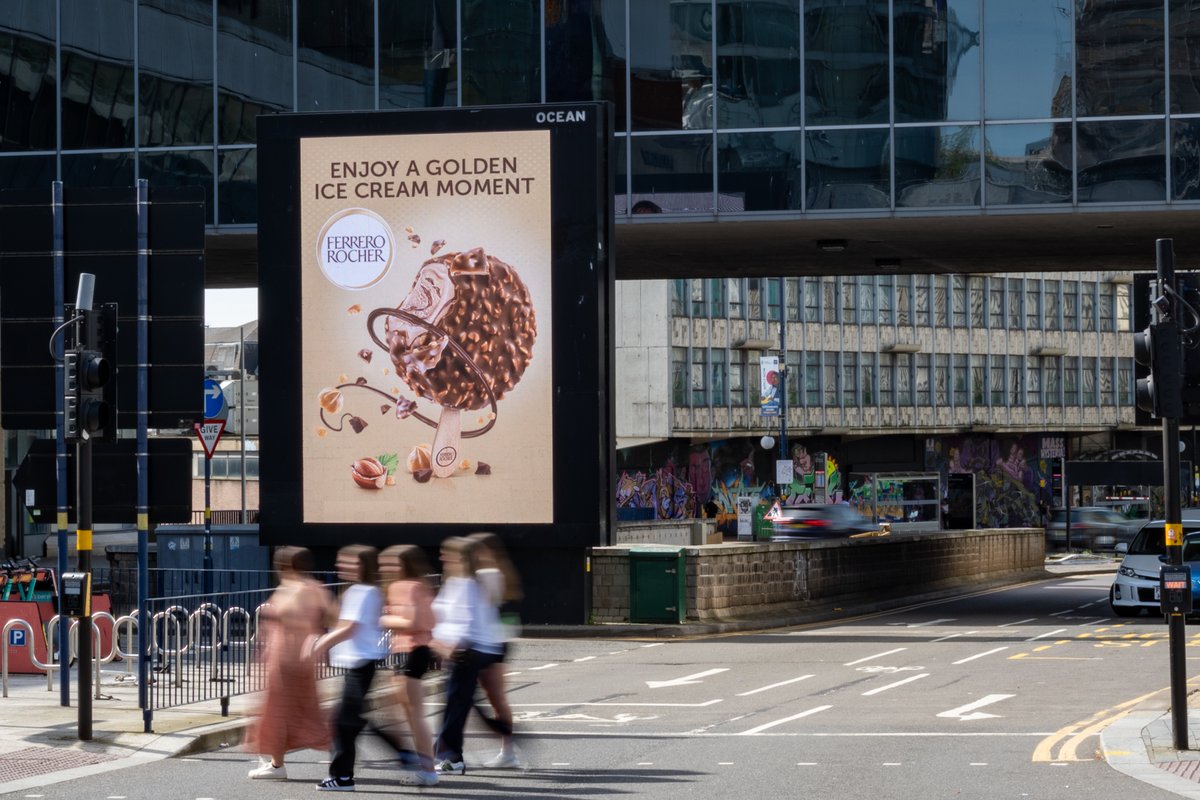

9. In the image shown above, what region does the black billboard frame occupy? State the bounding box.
[256,103,616,554]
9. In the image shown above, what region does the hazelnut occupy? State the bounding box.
[318,388,344,415]
[475,462,492,475]
[406,444,432,473]
[413,468,433,483]
[351,457,387,489]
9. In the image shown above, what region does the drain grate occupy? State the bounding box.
[1159,760,1200,782]
[0,746,119,782]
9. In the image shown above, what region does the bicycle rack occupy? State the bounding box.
[2,618,49,698]
[114,614,139,675]
[150,606,186,688]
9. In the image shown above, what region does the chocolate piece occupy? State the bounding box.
[348,416,368,433]
[475,462,491,475]
[358,348,373,363]
[384,247,536,411]
[355,376,368,385]
[413,468,433,483]
[380,404,392,415]
[394,396,418,419]
[408,233,421,247]
[431,239,446,255]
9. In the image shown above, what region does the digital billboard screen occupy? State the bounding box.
[257,104,613,548]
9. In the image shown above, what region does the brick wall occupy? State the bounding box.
[590,529,1044,623]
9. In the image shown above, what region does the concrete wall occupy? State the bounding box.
[615,280,671,444]
[614,519,720,546]
[590,528,1044,623]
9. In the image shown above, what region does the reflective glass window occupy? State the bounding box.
[1100,283,1115,332]
[953,353,967,405]
[139,0,214,146]
[1077,120,1165,203]
[690,278,706,316]
[140,150,215,225]
[1117,284,1130,331]
[805,351,820,406]
[381,0,457,110]
[990,355,1004,405]
[803,276,820,321]
[0,155,55,190]
[1101,357,1115,406]
[1081,281,1095,332]
[879,352,894,405]
[296,0,373,112]
[1010,356,1023,405]
[786,277,800,320]
[893,0,981,123]
[1,5,56,151]
[916,275,931,326]
[897,353,912,405]
[219,147,258,225]
[896,275,912,325]
[878,275,893,325]
[463,0,539,105]
[983,123,1071,205]
[61,152,136,188]
[1045,356,1062,404]
[1007,278,1023,329]
[1082,357,1097,405]
[61,2,136,149]
[804,0,889,125]
[691,347,707,405]
[717,131,803,211]
[824,353,838,406]
[730,351,745,405]
[711,347,727,405]
[1064,356,1078,405]
[859,276,875,324]
[916,353,930,406]
[715,0,801,129]
[671,280,687,315]
[1045,279,1060,331]
[1118,357,1133,404]
[748,278,763,319]
[989,278,1003,328]
[823,278,837,321]
[842,351,857,405]
[952,275,966,327]
[1026,359,1041,405]
[934,275,947,326]
[630,0,713,131]
[1076,1,1164,116]
[861,356,875,404]
[787,350,801,405]
[630,134,714,213]
[547,0,625,128]
[983,0,1072,120]
[841,277,856,324]
[729,277,743,317]
[672,347,687,405]
[1172,120,1200,200]
[1026,280,1041,328]
[218,0,292,145]
[614,135,629,213]
[935,353,949,405]
[969,276,984,327]
[1063,280,1078,331]
[767,278,781,321]
[710,278,727,317]
[895,125,979,207]
[806,129,889,209]
[1171,0,1200,113]
[970,353,984,405]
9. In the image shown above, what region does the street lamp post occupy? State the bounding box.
[778,276,788,462]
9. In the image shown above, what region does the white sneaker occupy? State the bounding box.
[410,770,439,786]
[248,761,288,780]
[483,750,520,769]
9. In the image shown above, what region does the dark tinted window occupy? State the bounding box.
[1129,526,1200,556]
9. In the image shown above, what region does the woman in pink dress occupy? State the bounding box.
[379,544,439,786]
[245,546,333,780]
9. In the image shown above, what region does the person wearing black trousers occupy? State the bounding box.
[313,545,386,792]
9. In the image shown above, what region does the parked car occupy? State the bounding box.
[1109,510,1200,617]
[1045,506,1142,551]
[767,503,877,540]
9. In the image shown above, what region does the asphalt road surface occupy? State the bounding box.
[14,572,1191,799]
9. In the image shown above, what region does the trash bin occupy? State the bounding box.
[629,546,685,624]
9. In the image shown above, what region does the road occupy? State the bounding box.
[13,571,1192,799]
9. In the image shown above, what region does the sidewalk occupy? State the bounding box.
[9,556,1196,798]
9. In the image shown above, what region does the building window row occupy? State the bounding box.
[672,348,1133,412]
[672,275,1130,333]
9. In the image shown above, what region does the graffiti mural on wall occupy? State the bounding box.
[616,438,845,522]
[924,435,1055,528]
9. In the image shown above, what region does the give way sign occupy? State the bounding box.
[194,420,226,459]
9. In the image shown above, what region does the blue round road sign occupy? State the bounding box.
[203,378,226,419]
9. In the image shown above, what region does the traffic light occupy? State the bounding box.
[1134,318,1183,419]
[64,305,117,442]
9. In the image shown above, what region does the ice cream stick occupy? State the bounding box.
[431,407,461,478]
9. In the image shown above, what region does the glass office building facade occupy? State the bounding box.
[4,1,1200,221]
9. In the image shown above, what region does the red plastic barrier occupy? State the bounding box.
[1,601,49,674]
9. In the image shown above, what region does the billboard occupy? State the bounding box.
[258,104,614,550]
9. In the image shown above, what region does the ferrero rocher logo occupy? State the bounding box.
[316,208,394,290]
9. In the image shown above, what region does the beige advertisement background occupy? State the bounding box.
[300,130,553,523]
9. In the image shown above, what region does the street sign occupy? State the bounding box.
[203,379,226,419]
[8,628,26,647]
[194,420,226,459]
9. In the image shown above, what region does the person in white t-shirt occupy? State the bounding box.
[468,531,522,768]
[313,545,385,792]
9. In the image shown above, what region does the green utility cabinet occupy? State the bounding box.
[629,546,686,624]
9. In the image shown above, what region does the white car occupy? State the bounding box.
[1109,511,1200,617]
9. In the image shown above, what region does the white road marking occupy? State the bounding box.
[862,673,930,696]
[844,647,907,665]
[552,762,571,766]
[646,668,730,688]
[882,762,902,766]
[998,618,1037,627]
[637,762,654,765]
[857,665,924,674]
[797,762,818,765]
[641,643,664,648]
[513,700,724,708]
[970,762,988,766]
[505,671,522,677]
[718,762,735,765]
[737,675,814,696]
[930,631,977,643]
[529,663,559,671]
[936,694,1014,721]
[1027,628,1068,641]
[574,656,596,662]
[739,705,833,735]
[890,618,956,627]
[952,647,1009,664]
[522,730,1056,738]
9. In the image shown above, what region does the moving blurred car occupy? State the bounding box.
[1045,506,1141,552]
[1109,510,1200,617]
[767,503,876,540]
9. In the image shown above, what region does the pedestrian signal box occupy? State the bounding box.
[1160,565,1193,616]
[60,572,91,618]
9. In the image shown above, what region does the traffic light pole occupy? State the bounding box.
[1156,238,1188,751]
[75,429,93,741]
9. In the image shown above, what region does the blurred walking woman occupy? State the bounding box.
[313,545,386,792]
[468,531,522,768]
[430,536,504,775]
[245,546,332,780]
[379,544,439,787]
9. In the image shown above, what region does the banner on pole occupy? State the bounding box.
[760,356,780,416]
